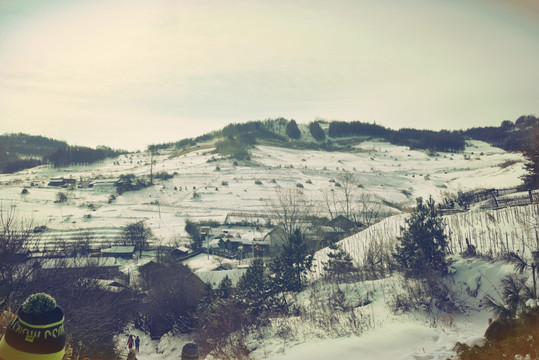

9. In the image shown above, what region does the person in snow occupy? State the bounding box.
[127,349,137,360]
[181,343,199,360]
[127,335,134,350]
[0,293,66,360]
[135,336,140,352]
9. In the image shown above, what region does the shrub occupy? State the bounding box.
[215,138,250,160]
[388,275,466,315]
[115,174,150,194]
[154,171,174,180]
[55,192,67,203]
[185,219,202,249]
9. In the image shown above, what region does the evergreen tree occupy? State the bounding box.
[197,283,217,313]
[270,229,313,292]
[393,196,448,278]
[323,243,359,283]
[217,275,233,299]
[185,219,202,250]
[309,121,325,141]
[521,128,539,190]
[286,119,301,139]
[237,258,271,315]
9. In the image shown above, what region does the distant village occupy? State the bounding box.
[24,176,365,294]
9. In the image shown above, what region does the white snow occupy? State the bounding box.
[1,139,534,359]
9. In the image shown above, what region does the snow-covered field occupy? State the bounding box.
[1,139,534,359]
[0,139,525,250]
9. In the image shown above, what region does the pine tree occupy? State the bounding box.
[270,229,313,292]
[286,120,301,139]
[393,196,448,278]
[217,275,233,299]
[185,219,202,250]
[309,121,325,141]
[323,243,359,283]
[521,128,539,190]
[237,258,270,315]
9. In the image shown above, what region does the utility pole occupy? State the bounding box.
[149,148,154,185]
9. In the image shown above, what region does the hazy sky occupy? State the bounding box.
[1,0,538,151]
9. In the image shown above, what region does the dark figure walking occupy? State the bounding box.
[135,336,140,353]
[127,349,137,360]
[127,335,134,350]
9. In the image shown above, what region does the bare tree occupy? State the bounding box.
[121,220,152,257]
[0,206,41,302]
[323,174,385,230]
[73,231,93,255]
[322,174,356,221]
[266,186,318,236]
[355,192,385,227]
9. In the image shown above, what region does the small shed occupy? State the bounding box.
[48,178,66,187]
[89,179,120,188]
[170,246,190,258]
[101,246,135,258]
[326,215,358,233]
[263,227,288,255]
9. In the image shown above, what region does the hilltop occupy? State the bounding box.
[2,115,537,174]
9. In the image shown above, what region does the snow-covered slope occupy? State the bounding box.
[0,139,526,252]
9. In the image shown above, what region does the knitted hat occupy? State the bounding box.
[0,293,65,360]
[181,343,199,360]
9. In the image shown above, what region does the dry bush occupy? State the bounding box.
[194,298,255,360]
[358,238,396,280]
[387,275,467,322]
[298,283,372,338]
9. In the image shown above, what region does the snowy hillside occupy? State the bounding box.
[0,139,526,251]
[1,136,536,359]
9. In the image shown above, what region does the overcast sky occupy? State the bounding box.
[1,0,538,151]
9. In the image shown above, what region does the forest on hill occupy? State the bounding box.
[1,115,537,174]
[0,133,126,173]
[150,115,538,161]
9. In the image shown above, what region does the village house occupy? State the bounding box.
[39,257,124,281]
[101,245,135,259]
[48,177,76,187]
[170,246,190,258]
[88,178,120,189]
[137,260,206,294]
[263,227,288,255]
[195,268,248,289]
